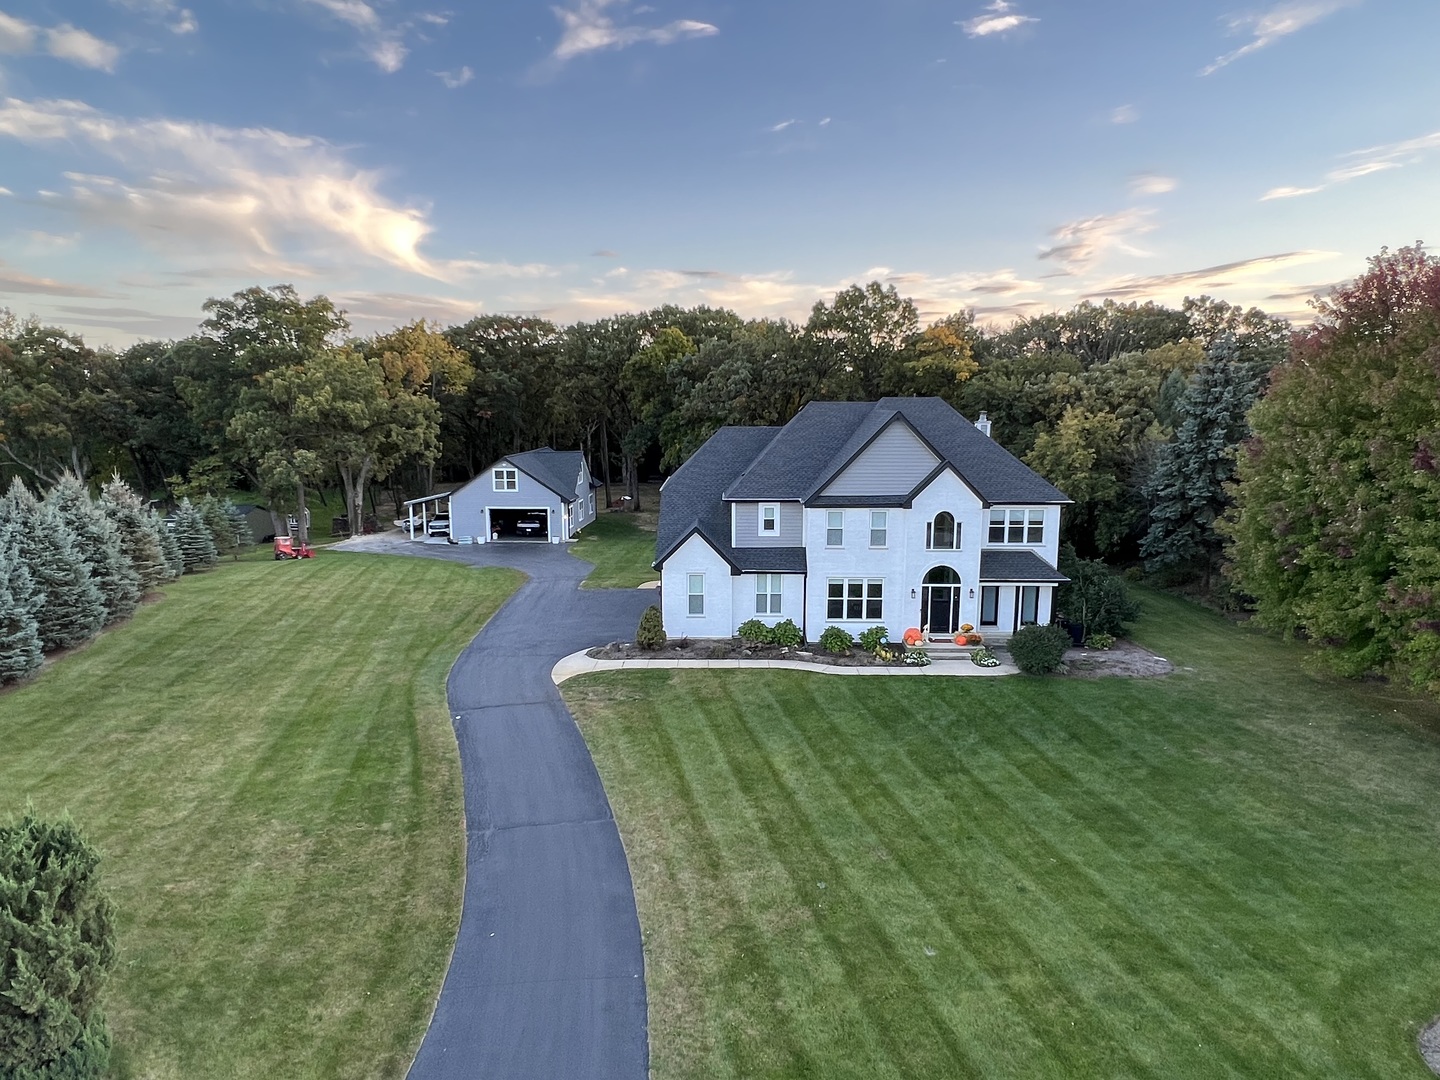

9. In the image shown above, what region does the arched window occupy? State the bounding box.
[926,512,958,550]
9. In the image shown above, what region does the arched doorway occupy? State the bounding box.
[922,566,962,635]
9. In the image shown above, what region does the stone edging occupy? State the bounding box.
[551,649,1018,685]
[1420,1014,1440,1076]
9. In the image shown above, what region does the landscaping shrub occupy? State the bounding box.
[902,648,931,666]
[971,645,1001,668]
[857,626,890,653]
[770,619,803,647]
[818,626,854,654]
[1085,631,1116,650]
[737,619,775,645]
[1008,623,1072,674]
[636,605,666,650]
[0,808,117,1080]
[1057,546,1140,640]
[875,642,905,662]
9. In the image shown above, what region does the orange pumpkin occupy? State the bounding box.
[953,633,967,647]
[903,627,924,646]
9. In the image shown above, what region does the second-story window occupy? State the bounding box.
[988,508,1044,544]
[760,503,779,535]
[926,511,957,550]
[494,467,517,491]
[870,511,887,548]
[826,511,844,547]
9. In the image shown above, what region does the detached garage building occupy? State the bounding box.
[445,448,598,544]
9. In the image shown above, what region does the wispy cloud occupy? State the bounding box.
[1038,208,1155,274]
[0,259,117,297]
[1260,127,1440,200]
[1110,104,1138,124]
[1081,250,1337,302]
[1202,0,1356,76]
[0,96,504,280]
[112,0,197,35]
[435,65,472,88]
[1129,172,1177,197]
[551,0,717,61]
[769,118,798,133]
[302,0,444,73]
[959,1,1038,38]
[0,12,121,70]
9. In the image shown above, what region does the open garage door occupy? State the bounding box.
[488,507,549,541]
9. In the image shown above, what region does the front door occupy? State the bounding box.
[921,566,962,635]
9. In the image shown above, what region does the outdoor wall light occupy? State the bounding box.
[969,588,975,598]
[911,588,917,598]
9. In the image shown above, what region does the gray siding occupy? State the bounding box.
[732,500,803,547]
[819,421,938,498]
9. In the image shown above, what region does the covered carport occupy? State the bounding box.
[487,507,549,541]
[403,492,452,540]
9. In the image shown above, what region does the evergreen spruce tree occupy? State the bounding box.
[1140,338,1268,588]
[223,499,257,555]
[0,808,118,1079]
[97,476,170,591]
[154,509,184,581]
[0,539,43,684]
[46,472,141,626]
[1,478,105,651]
[196,495,239,560]
[173,497,218,573]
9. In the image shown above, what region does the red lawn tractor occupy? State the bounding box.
[273,535,315,560]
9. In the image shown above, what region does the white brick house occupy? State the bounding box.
[654,398,1070,641]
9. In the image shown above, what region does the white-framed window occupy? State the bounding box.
[826,578,882,621]
[826,511,844,547]
[494,467,518,492]
[1018,585,1040,626]
[687,573,705,616]
[980,585,999,626]
[755,573,783,615]
[760,503,780,535]
[869,511,887,548]
[988,508,1044,544]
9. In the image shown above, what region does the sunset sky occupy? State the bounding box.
[0,0,1436,345]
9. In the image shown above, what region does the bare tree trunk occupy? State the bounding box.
[296,481,310,543]
[599,418,612,509]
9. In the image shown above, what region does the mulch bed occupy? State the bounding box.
[1061,639,1174,679]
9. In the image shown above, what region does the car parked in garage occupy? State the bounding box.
[515,516,545,538]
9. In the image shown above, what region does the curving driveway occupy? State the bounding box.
[349,537,654,1079]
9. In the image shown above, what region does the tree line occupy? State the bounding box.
[6,245,1440,690]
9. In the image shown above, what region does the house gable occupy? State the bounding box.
[815,416,939,500]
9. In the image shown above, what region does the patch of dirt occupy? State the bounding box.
[588,639,906,668]
[1059,638,1174,679]
[1420,1014,1440,1076]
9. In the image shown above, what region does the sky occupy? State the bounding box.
[0,0,1436,347]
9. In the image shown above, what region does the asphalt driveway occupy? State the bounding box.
[342,536,654,1079]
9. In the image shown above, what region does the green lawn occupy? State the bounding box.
[1,553,520,1080]
[572,509,659,589]
[564,589,1440,1079]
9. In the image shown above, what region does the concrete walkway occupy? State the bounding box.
[334,534,655,1080]
[552,649,1019,682]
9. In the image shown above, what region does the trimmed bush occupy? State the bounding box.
[0,808,117,1080]
[818,626,854,654]
[1057,548,1141,639]
[1085,632,1116,650]
[1008,623,1072,675]
[857,626,890,653]
[636,605,666,650]
[737,619,774,645]
[770,619,803,647]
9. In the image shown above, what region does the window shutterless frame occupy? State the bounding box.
[687,573,704,616]
[826,511,844,547]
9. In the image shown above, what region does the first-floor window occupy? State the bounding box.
[755,574,783,614]
[588,494,595,514]
[688,573,705,616]
[1019,585,1039,626]
[980,586,999,627]
[827,578,882,621]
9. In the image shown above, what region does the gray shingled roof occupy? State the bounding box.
[506,448,585,503]
[724,397,1069,506]
[654,426,782,570]
[979,549,1070,583]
